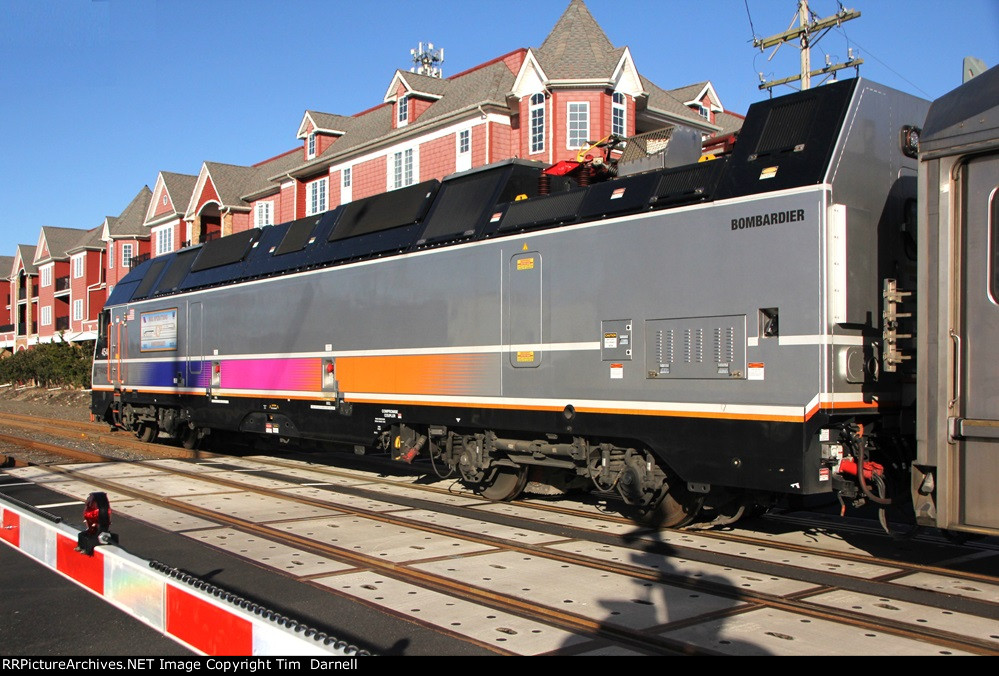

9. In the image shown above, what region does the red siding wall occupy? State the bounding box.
[420,134,456,180]
[352,156,387,201]
[152,189,174,218]
[279,183,296,223]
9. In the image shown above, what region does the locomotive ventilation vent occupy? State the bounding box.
[754,97,819,156]
[274,215,323,256]
[329,179,440,242]
[498,189,586,233]
[190,229,261,272]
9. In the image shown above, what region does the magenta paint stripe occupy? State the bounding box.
[221,358,322,391]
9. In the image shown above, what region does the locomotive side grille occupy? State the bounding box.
[132,258,170,300]
[755,97,818,156]
[497,189,586,233]
[651,157,728,207]
[154,249,199,295]
[273,215,323,256]
[421,171,503,243]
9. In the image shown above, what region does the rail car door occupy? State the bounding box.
[952,154,999,531]
[505,250,544,368]
[187,302,204,391]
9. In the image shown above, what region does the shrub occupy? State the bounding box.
[0,337,94,389]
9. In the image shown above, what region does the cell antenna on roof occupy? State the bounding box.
[410,41,444,78]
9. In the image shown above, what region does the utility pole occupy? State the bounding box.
[755,0,863,93]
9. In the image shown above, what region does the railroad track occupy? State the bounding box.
[0,411,212,465]
[5,446,997,655]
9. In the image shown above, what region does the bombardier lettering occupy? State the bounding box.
[731,209,805,230]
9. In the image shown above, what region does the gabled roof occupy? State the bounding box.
[190,148,303,214]
[34,226,90,265]
[0,256,14,282]
[297,111,353,139]
[144,171,198,226]
[65,226,105,255]
[106,186,153,239]
[14,245,37,276]
[671,81,723,112]
[640,75,721,131]
[383,70,449,103]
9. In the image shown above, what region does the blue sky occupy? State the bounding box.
[1,0,996,260]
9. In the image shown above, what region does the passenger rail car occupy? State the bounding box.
[92,71,999,533]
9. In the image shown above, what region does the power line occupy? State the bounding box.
[743,0,758,39]
[830,25,933,98]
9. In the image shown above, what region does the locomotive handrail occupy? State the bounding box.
[949,330,961,410]
[120,322,127,385]
[106,321,113,384]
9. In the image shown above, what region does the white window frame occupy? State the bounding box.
[108,243,114,269]
[612,92,626,137]
[307,178,328,216]
[389,147,417,191]
[121,243,133,269]
[341,167,352,204]
[41,306,51,327]
[567,102,590,150]
[697,104,710,120]
[307,132,316,159]
[72,255,84,279]
[529,92,545,155]
[254,201,274,228]
[154,225,174,256]
[40,265,52,287]
[397,96,409,126]
[73,299,83,321]
[456,129,471,172]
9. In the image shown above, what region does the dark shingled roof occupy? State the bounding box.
[16,245,37,275]
[161,172,198,212]
[714,110,745,137]
[35,226,90,264]
[218,149,305,203]
[396,71,450,98]
[641,75,718,128]
[304,111,354,134]
[0,256,15,279]
[537,0,619,80]
[107,186,153,238]
[66,225,105,255]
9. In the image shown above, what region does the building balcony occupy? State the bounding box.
[129,253,150,268]
[55,316,69,331]
[54,276,71,294]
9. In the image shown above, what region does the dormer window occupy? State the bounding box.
[697,104,710,121]
[397,96,409,126]
[307,132,317,159]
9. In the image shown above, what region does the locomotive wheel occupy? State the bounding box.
[179,425,200,450]
[639,486,704,529]
[479,466,529,501]
[136,423,158,443]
